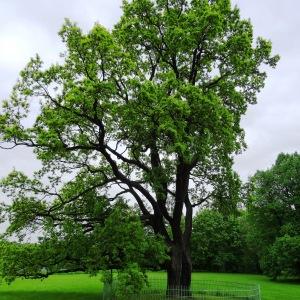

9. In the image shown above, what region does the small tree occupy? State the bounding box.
[0,0,278,289]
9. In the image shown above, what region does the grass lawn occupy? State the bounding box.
[0,272,299,300]
[0,273,103,300]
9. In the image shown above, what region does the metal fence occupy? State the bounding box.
[103,279,261,300]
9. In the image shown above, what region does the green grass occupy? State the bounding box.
[0,272,299,300]
[0,273,103,300]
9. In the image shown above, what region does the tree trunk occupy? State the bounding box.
[166,161,193,296]
[167,244,182,290]
[180,247,192,297]
[166,242,192,297]
[180,247,192,288]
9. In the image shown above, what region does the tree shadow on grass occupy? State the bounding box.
[0,291,101,300]
[274,278,300,285]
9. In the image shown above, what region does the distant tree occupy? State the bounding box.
[0,0,278,289]
[237,212,261,274]
[246,153,300,278]
[191,209,244,272]
[261,235,300,280]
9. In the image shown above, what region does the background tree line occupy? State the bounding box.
[191,152,300,279]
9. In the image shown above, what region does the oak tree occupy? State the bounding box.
[0,0,278,289]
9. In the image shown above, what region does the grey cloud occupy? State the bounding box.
[232,0,300,180]
[0,147,41,178]
[0,0,122,33]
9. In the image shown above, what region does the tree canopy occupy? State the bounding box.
[0,0,278,288]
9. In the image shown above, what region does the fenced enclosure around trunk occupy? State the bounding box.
[103,279,261,300]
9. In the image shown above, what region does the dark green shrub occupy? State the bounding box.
[262,235,300,279]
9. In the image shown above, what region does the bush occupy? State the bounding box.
[114,264,148,298]
[262,235,300,279]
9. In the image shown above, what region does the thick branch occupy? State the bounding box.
[106,144,150,173]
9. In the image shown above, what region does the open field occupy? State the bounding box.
[0,272,299,300]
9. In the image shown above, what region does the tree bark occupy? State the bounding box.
[180,247,192,288]
[167,244,182,290]
[166,241,192,296]
[180,246,192,297]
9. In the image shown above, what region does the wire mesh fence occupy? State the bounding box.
[103,279,261,300]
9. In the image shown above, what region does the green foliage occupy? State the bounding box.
[93,205,148,270]
[0,0,278,284]
[0,204,167,283]
[262,235,300,280]
[91,205,167,272]
[0,0,278,216]
[237,212,261,274]
[246,153,300,278]
[0,241,57,284]
[191,209,244,272]
[101,264,149,299]
[114,264,148,298]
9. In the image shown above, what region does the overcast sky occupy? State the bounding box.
[0,0,299,182]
